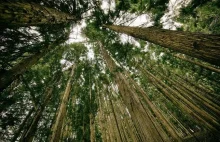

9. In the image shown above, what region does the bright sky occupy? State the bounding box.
[65,0,191,61]
[66,20,87,44]
[161,0,191,30]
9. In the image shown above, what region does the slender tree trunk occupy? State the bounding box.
[99,43,165,142]
[174,54,220,73]
[148,65,220,117]
[0,2,76,27]
[107,90,123,142]
[89,74,95,142]
[50,65,75,142]
[19,88,53,142]
[21,76,38,109]
[140,66,220,131]
[0,37,66,92]
[104,25,220,66]
[174,73,220,104]
[116,101,138,142]
[129,75,181,141]
[11,107,35,142]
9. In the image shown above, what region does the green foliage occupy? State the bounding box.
[1,0,220,141]
[178,1,220,34]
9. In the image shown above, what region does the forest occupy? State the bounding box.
[0,0,220,141]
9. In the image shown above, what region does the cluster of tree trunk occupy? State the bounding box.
[1,1,220,142]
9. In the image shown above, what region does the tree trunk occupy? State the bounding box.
[11,107,35,142]
[140,66,220,131]
[174,54,220,73]
[0,37,66,92]
[49,65,75,142]
[107,90,123,142]
[148,65,220,117]
[89,75,95,142]
[0,2,76,27]
[104,25,220,66]
[129,75,181,141]
[19,88,53,142]
[99,43,166,142]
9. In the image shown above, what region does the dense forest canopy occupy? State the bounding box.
[0,0,220,141]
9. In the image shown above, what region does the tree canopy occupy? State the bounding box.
[0,0,220,141]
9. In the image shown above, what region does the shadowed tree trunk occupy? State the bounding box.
[19,88,53,142]
[128,74,181,141]
[174,54,220,73]
[0,2,76,27]
[50,65,75,142]
[106,89,123,142]
[89,73,95,142]
[0,37,67,92]
[104,25,220,66]
[139,66,220,131]
[99,42,167,142]
[11,107,35,142]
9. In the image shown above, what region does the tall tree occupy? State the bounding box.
[0,2,76,27]
[100,43,168,142]
[49,65,75,142]
[19,71,62,142]
[103,25,220,66]
[0,35,68,92]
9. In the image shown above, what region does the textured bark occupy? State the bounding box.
[0,37,66,92]
[96,83,108,142]
[50,65,75,142]
[116,100,139,142]
[169,74,220,117]
[0,2,76,27]
[140,66,220,131]
[107,90,123,142]
[97,95,107,142]
[99,43,165,142]
[20,88,53,142]
[130,76,181,141]
[104,25,220,66]
[149,65,220,117]
[174,73,220,105]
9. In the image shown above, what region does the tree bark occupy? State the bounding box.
[89,74,95,142]
[0,37,66,92]
[99,43,166,142]
[11,107,35,142]
[107,90,123,142]
[140,66,220,131]
[129,75,181,141]
[19,88,53,142]
[104,25,220,66]
[0,2,76,27]
[49,65,75,142]
[174,54,220,73]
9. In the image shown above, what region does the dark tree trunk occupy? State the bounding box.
[0,37,66,92]
[19,88,53,142]
[0,2,76,27]
[104,25,220,66]
[11,107,35,142]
